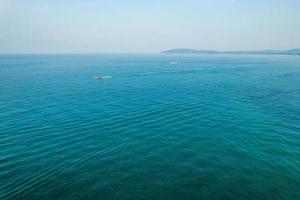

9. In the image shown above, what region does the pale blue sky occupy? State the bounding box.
[0,0,300,53]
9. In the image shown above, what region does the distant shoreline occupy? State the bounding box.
[162,48,300,56]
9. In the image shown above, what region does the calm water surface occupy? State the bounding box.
[0,54,300,200]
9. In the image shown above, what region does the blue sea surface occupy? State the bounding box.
[0,54,300,200]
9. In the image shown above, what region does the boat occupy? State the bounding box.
[95,76,104,79]
[94,75,112,79]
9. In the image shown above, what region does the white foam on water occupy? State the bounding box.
[102,76,112,79]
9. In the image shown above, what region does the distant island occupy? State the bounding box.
[162,48,300,55]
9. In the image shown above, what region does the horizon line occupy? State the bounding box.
[1,48,300,55]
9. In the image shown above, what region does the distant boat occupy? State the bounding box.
[94,75,111,79]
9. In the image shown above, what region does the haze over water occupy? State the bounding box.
[1,54,300,199]
[1,0,300,53]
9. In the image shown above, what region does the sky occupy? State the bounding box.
[0,0,300,53]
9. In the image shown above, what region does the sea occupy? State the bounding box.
[0,54,300,200]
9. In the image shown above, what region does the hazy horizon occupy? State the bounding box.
[1,0,300,54]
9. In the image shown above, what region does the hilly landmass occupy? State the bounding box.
[162,48,300,55]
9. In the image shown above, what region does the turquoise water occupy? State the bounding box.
[0,54,300,200]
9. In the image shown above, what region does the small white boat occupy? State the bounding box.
[94,75,111,79]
